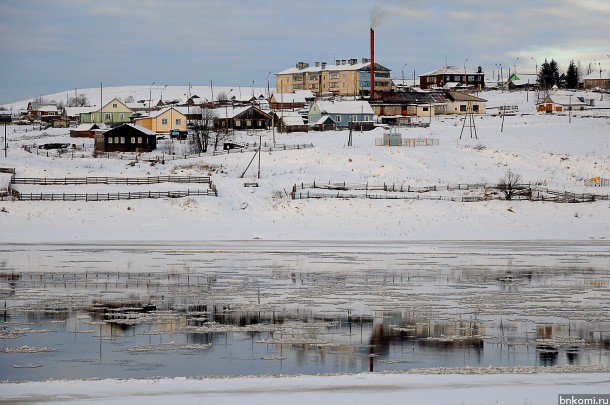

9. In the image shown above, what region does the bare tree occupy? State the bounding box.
[124,96,135,103]
[216,91,229,105]
[191,107,217,153]
[497,170,524,200]
[67,93,90,107]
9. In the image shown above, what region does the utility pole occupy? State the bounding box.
[257,135,261,179]
[100,82,103,124]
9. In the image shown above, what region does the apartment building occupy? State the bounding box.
[276,58,392,97]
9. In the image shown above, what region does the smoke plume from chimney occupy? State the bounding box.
[369,5,388,28]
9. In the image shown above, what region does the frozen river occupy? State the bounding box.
[1,240,609,381]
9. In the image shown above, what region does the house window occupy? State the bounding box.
[120,137,125,144]
[114,137,119,143]
[308,73,318,81]
[351,115,357,122]
[453,75,460,81]
[422,107,429,112]
[330,72,339,80]
[235,119,241,127]
[162,118,168,125]
[104,113,111,120]
[131,137,136,144]
[108,137,113,144]
[460,105,467,112]
[120,113,124,120]
[246,119,252,126]
[330,83,339,89]
[335,115,341,122]
[293,73,303,82]
[175,118,181,126]
[137,137,142,144]
[112,103,118,108]
[473,105,480,112]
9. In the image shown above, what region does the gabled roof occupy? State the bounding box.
[446,91,487,102]
[314,115,336,125]
[279,112,305,126]
[74,123,106,131]
[147,107,186,119]
[65,106,96,117]
[420,66,483,77]
[372,91,450,105]
[105,123,157,136]
[278,62,390,75]
[313,100,374,115]
[211,105,272,119]
[271,93,308,104]
[582,70,610,80]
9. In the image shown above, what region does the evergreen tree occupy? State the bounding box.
[539,58,560,89]
[566,60,579,89]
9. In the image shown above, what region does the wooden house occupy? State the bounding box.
[536,96,564,113]
[213,105,273,131]
[132,107,187,133]
[308,100,374,130]
[278,112,308,133]
[94,123,157,153]
[64,107,96,124]
[445,91,487,114]
[370,91,449,122]
[70,123,107,138]
[419,66,485,90]
[81,98,134,126]
[582,70,610,90]
[27,102,59,119]
[269,90,314,110]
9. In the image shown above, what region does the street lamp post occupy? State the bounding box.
[148,81,155,116]
[494,64,501,82]
[513,57,520,77]
[160,85,167,105]
[598,62,604,101]
[267,72,272,98]
[402,62,408,90]
[464,58,468,86]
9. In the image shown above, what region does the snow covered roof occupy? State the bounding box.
[148,107,185,119]
[314,115,336,125]
[65,107,96,117]
[126,102,148,110]
[278,62,389,75]
[38,105,58,112]
[271,93,307,103]
[420,66,482,77]
[279,112,305,126]
[582,70,610,80]
[314,100,374,115]
[123,123,157,136]
[73,123,107,131]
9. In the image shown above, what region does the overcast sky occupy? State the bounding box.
[1,0,609,104]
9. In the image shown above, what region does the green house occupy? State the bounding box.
[80,98,134,126]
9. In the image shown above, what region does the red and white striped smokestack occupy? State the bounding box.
[370,28,375,99]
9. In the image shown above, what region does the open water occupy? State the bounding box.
[1,241,609,381]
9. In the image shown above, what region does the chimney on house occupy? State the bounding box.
[336,59,341,66]
[321,62,327,69]
[370,28,375,99]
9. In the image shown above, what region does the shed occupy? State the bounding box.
[278,112,308,133]
[311,115,336,131]
[94,123,157,153]
[71,123,107,138]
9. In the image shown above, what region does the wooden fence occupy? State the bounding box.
[11,175,211,185]
[10,189,217,201]
[291,181,610,203]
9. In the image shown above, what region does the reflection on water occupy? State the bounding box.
[1,242,609,381]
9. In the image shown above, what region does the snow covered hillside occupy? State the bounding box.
[0,89,609,243]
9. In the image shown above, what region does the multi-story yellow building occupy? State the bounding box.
[276,58,392,97]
